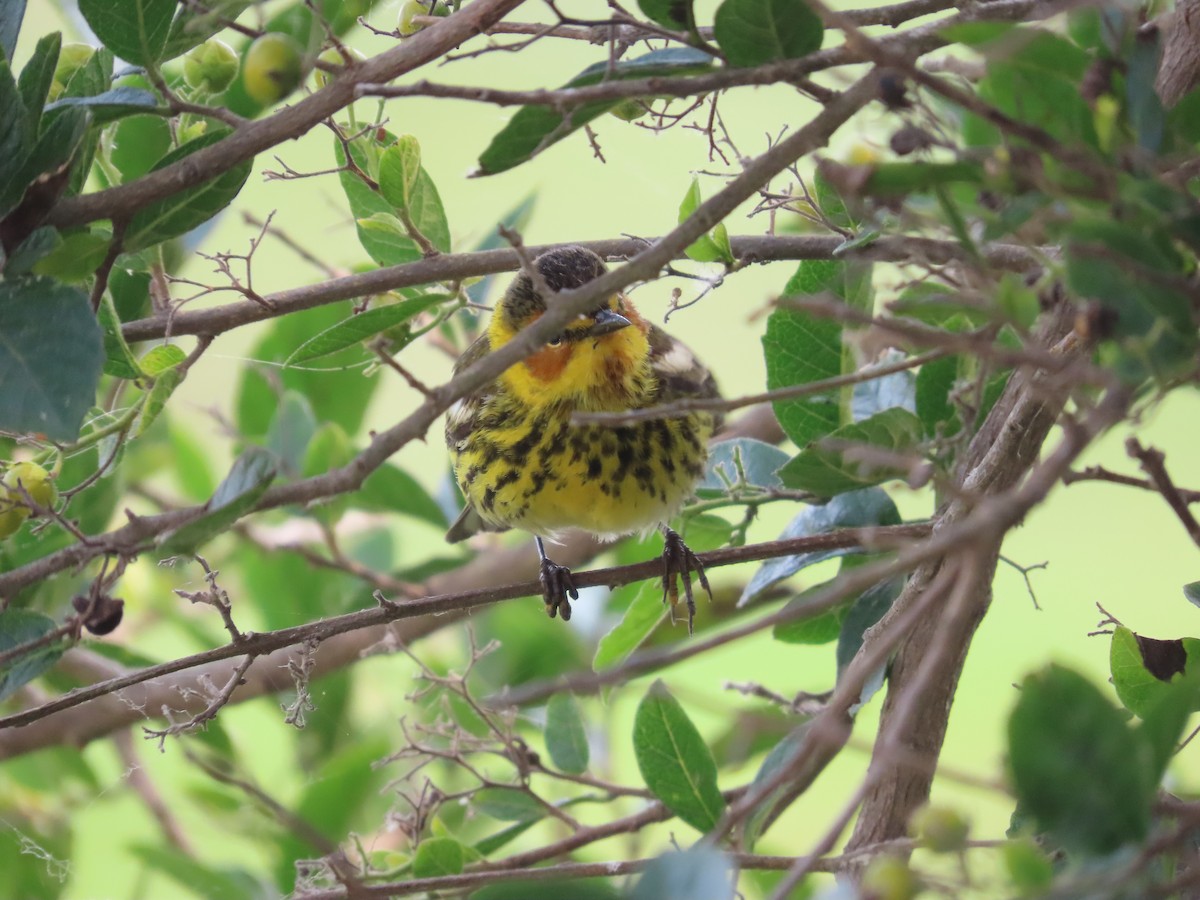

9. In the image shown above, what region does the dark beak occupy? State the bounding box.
[586,307,632,337]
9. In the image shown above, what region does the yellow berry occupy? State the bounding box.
[861,856,920,900]
[398,0,442,36]
[610,99,648,121]
[0,505,24,539]
[48,43,96,101]
[313,46,365,89]
[909,805,970,853]
[4,462,58,513]
[242,33,306,105]
[183,39,239,93]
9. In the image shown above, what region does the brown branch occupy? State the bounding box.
[1063,464,1200,504]
[120,235,1044,343]
[1127,438,1200,549]
[843,308,1128,861]
[46,0,532,231]
[0,525,925,757]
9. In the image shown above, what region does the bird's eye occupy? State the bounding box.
[547,335,564,348]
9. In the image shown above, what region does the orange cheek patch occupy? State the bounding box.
[524,345,572,382]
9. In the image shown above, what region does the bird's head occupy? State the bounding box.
[489,246,652,410]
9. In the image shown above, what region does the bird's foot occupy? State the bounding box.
[660,526,711,634]
[539,555,579,621]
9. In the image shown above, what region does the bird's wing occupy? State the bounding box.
[645,325,723,427]
[444,334,513,542]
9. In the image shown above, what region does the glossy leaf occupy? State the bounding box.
[776,407,924,497]
[629,848,734,900]
[265,391,317,476]
[697,438,788,498]
[357,463,448,528]
[138,344,186,377]
[1008,664,1154,855]
[412,838,465,878]
[45,86,159,124]
[125,129,252,252]
[0,61,33,219]
[0,609,64,703]
[110,113,172,181]
[0,0,25,60]
[1110,626,1200,719]
[156,447,276,556]
[679,177,733,264]
[633,680,725,832]
[761,306,840,449]
[714,0,822,67]
[915,354,960,437]
[638,0,692,29]
[285,294,448,365]
[378,135,422,212]
[162,0,255,59]
[476,47,714,175]
[545,693,589,774]
[835,575,904,678]
[473,788,545,823]
[79,0,177,66]
[16,32,60,133]
[739,487,900,605]
[0,278,103,441]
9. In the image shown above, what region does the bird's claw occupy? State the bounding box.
[539,557,579,622]
[660,527,711,634]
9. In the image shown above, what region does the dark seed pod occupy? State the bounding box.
[73,593,125,636]
[878,69,911,110]
[890,125,933,156]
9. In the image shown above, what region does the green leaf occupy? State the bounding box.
[4,226,60,277]
[914,354,960,437]
[639,0,692,30]
[138,343,186,377]
[594,521,728,669]
[1185,581,1200,608]
[237,303,380,437]
[633,680,725,833]
[17,32,61,133]
[285,295,448,365]
[772,590,844,644]
[473,788,546,824]
[0,61,33,219]
[378,135,422,212]
[31,229,111,282]
[835,575,904,678]
[357,463,447,528]
[79,0,177,66]
[45,86,160,124]
[0,609,64,703]
[1110,626,1200,719]
[761,306,840,449]
[475,47,715,176]
[336,132,451,263]
[156,447,276,556]
[111,113,172,181]
[697,438,788,498]
[713,0,822,67]
[740,488,900,605]
[412,838,465,878]
[125,129,252,252]
[776,407,924,497]
[265,391,317,476]
[545,693,589,774]
[629,848,734,900]
[1008,664,1155,855]
[98,293,141,379]
[743,721,808,847]
[0,278,103,441]
[0,0,25,61]
[679,177,733,264]
[593,580,664,671]
[132,364,181,439]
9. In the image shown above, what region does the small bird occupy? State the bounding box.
[444,246,722,630]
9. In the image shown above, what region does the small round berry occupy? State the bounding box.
[242,33,306,105]
[183,39,240,93]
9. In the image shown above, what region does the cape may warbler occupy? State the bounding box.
[445,246,721,629]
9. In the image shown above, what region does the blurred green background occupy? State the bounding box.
[9,1,1200,897]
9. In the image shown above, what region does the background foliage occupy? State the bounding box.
[3,0,1200,897]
